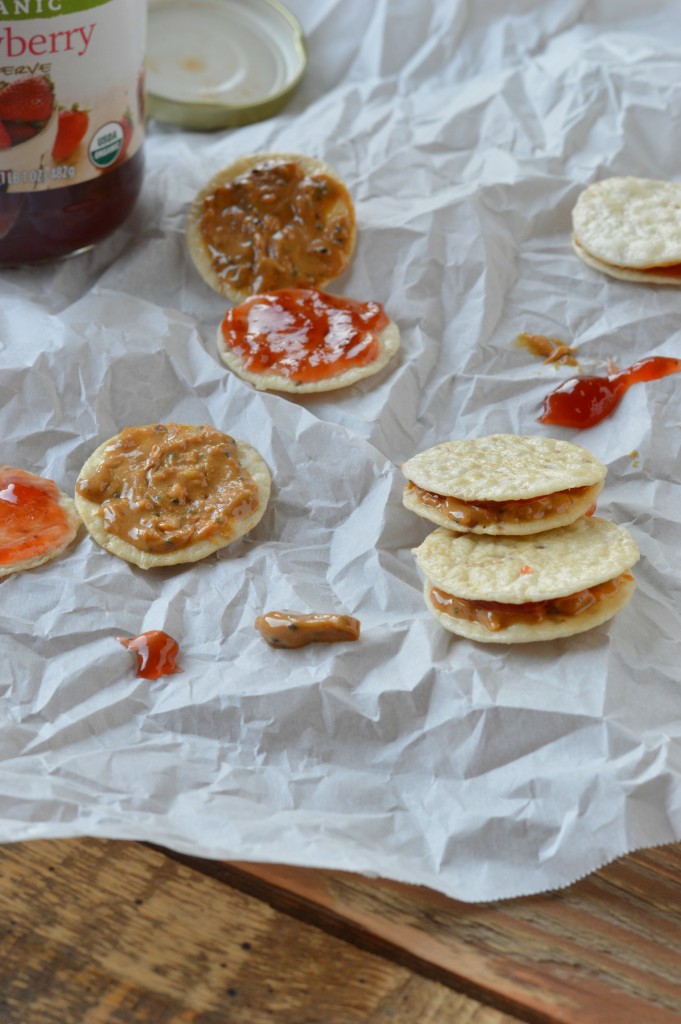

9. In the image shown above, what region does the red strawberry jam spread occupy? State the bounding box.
[406,481,594,528]
[0,467,76,569]
[117,630,181,680]
[430,574,632,632]
[200,160,355,294]
[220,288,388,383]
[76,424,260,554]
[255,611,361,648]
[631,263,681,278]
[539,356,681,428]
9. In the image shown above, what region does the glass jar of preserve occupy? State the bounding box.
[0,0,146,265]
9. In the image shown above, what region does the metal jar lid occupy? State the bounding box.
[146,0,307,130]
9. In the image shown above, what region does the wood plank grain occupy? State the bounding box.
[0,838,523,1024]
[180,846,681,1024]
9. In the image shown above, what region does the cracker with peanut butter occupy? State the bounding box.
[186,153,357,302]
[75,423,270,570]
[413,517,639,644]
[217,287,400,394]
[402,435,606,535]
[572,177,681,284]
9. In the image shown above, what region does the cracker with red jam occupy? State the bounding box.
[217,287,400,393]
[413,517,639,644]
[572,177,681,284]
[186,153,357,302]
[0,466,80,577]
[402,435,606,536]
[74,423,270,570]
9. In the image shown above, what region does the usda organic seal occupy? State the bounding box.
[89,120,125,169]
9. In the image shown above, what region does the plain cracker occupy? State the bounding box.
[413,518,639,604]
[572,176,681,270]
[572,235,681,285]
[401,435,606,502]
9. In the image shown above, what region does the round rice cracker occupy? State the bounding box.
[572,235,681,285]
[216,300,401,394]
[186,152,357,303]
[0,466,80,577]
[413,518,639,644]
[572,176,681,283]
[402,435,606,535]
[422,575,636,644]
[75,425,271,571]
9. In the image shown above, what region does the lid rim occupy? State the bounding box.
[146,0,307,130]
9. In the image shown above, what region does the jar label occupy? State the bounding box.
[0,0,145,193]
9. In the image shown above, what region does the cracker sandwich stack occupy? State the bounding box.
[401,434,639,644]
[571,176,681,285]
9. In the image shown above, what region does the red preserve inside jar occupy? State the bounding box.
[0,150,144,265]
[0,2,145,265]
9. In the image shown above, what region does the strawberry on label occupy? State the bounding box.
[7,122,39,146]
[0,75,54,124]
[52,106,90,163]
[0,121,10,149]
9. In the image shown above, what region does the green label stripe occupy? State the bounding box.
[0,0,112,20]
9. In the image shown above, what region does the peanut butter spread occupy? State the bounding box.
[516,332,578,365]
[200,160,355,294]
[406,481,590,528]
[430,574,632,632]
[77,424,260,553]
[255,611,361,648]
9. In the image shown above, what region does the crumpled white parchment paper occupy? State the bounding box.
[1,0,680,901]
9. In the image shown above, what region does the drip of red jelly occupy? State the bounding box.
[117,630,182,680]
[539,356,681,428]
[220,287,389,383]
[0,469,74,567]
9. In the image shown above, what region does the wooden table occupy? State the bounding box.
[0,838,679,1022]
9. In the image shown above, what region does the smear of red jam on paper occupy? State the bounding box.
[220,287,388,382]
[117,631,182,680]
[0,468,74,567]
[539,356,681,428]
